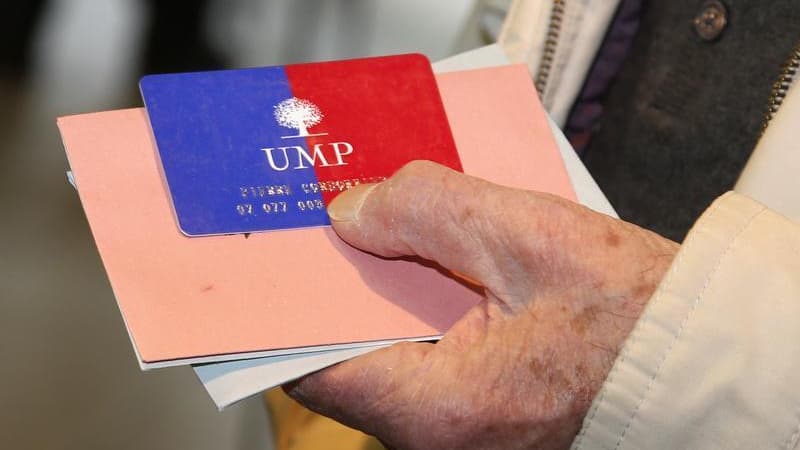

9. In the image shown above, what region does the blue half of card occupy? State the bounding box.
[141,66,328,236]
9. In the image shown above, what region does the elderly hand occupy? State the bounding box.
[285,161,678,450]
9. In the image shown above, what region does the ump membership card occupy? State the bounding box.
[140,54,462,236]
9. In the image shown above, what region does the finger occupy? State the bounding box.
[327,160,555,301]
[285,341,433,442]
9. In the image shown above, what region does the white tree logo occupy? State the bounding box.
[274,97,328,139]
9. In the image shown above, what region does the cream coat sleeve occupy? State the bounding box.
[571,192,800,450]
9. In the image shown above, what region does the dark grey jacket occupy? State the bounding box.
[581,0,800,241]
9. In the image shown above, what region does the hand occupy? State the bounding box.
[285,161,678,450]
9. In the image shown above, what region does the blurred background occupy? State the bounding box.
[0,0,510,448]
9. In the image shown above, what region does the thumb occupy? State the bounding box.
[327,160,547,299]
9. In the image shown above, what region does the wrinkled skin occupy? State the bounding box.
[285,161,679,450]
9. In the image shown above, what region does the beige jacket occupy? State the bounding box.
[499,1,800,448]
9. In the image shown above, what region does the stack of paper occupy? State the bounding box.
[59,45,613,409]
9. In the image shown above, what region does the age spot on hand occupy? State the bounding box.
[604,230,621,248]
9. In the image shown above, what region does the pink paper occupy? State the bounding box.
[58,64,574,365]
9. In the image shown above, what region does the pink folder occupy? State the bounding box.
[58,64,575,368]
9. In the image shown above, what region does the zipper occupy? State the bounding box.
[534,0,566,96]
[762,41,800,133]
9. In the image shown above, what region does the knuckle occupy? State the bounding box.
[388,160,463,200]
[381,162,444,214]
[392,160,450,187]
[396,159,440,175]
